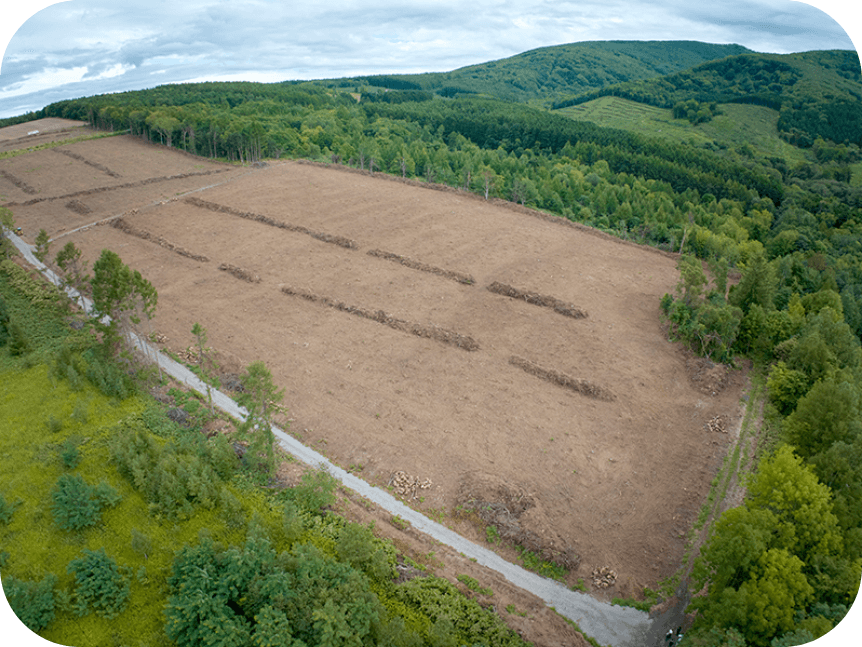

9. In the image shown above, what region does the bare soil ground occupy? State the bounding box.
[0,118,89,150]
[3,122,748,644]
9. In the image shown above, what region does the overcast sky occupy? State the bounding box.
[0,0,859,119]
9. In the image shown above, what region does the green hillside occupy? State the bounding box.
[553,50,862,146]
[312,40,751,103]
[558,97,808,165]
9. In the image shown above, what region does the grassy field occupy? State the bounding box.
[555,97,809,166]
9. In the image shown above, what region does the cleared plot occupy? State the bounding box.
[6,138,745,598]
[0,117,88,152]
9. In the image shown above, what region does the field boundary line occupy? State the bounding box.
[5,228,653,647]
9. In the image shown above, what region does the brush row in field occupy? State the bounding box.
[109,218,211,263]
[486,281,588,319]
[366,249,475,285]
[6,168,231,207]
[53,148,121,178]
[218,263,261,283]
[0,169,37,195]
[184,196,358,250]
[508,355,615,401]
[280,285,480,352]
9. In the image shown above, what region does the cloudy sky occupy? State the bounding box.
[0,0,859,119]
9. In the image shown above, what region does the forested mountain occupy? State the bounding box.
[3,39,862,647]
[311,40,750,103]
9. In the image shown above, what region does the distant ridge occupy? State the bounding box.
[312,40,751,103]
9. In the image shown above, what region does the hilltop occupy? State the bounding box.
[310,40,751,103]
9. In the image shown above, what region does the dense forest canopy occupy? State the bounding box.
[3,40,862,647]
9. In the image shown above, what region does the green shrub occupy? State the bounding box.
[0,295,9,347]
[67,548,130,619]
[109,424,226,519]
[337,522,397,583]
[0,492,19,524]
[84,347,134,399]
[1,573,58,632]
[7,318,30,356]
[282,469,337,512]
[45,415,63,434]
[60,440,81,469]
[50,473,120,530]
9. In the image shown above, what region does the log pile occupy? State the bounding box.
[591,566,617,588]
[388,470,432,500]
[705,416,727,433]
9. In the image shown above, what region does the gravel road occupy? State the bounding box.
[8,230,654,647]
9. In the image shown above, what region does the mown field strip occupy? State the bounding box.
[487,281,588,319]
[281,285,480,351]
[184,196,358,249]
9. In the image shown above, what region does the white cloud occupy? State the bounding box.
[1,64,88,98]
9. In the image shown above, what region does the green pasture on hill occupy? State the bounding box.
[556,97,808,165]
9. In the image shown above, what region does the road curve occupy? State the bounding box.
[7,230,653,647]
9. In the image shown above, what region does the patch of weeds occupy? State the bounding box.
[388,512,409,529]
[457,574,493,596]
[485,524,500,545]
[517,546,567,581]
[505,603,527,617]
[70,399,89,424]
[347,463,364,474]
[571,577,587,592]
[46,415,63,434]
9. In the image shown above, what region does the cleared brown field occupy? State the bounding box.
[2,124,746,598]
